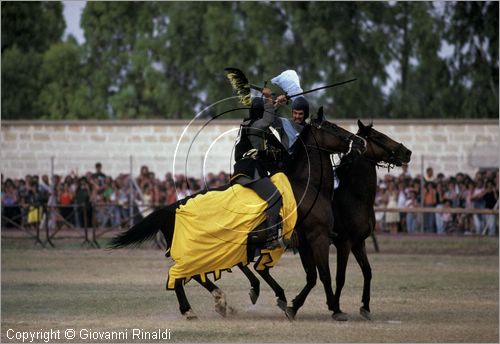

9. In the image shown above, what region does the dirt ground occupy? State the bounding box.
[1,235,498,343]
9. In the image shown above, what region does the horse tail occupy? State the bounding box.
[109,206,174,249]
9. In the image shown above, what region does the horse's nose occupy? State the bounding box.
[405,149,412,161]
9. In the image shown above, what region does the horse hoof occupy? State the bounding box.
[285,307,296,321]
[277,299,287,312]
[184,309,198,320]
[249,288,259,305]
[360,307,372,320]
[212,289,227,317]
[332,312,350,321]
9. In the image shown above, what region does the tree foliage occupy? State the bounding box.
[1,1,64,119]
[1,1,498,120]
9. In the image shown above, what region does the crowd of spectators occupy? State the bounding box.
[375,166,499,236]
[1,162,230,231]
[2,163,498,236]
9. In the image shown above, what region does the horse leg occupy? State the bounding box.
[255,267,287,313]
[310,237,338,318]
[332,241,351,321]
[174,280,197,320]
[371,232,379,252]
[193,276,229,317]
[352,241,372,320]
[288,245,317,320]
[239,264,260,304]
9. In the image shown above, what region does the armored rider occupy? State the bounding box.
[231,87,287,249]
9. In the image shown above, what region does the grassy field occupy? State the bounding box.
[1,235,499,343]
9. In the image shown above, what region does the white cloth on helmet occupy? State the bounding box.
[271,70,303,99]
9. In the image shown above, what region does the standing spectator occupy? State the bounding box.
[74,177,92,228]
[459,181,475,234]
[16,179,29,225]
[374,183,388,232]
[92,162,107,189]
[26,179,42,228]
[444,179,459,207]
[441,200,457,233]
[96,176,115,228]
[397,181,408,232]
[110,178,128,227]
[138,183,154,217]
[176,180,190,200]
[385,181,400,234]
[424,167,435,183]
[471,180,486,234]
[165,180,177,205]
[434,182,445,235]
[137,165,150,189]
[405,189,420,233]
[399,164,411,179]
[2,179,20,227]
[423,182,437,232]
[482,180,498,236]
[58,182,74,224]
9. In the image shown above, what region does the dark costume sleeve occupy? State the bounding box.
[246,101,276,150]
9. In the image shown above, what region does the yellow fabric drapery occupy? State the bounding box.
[167,172,297,289]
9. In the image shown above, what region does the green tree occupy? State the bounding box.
[37,37,92,119]
[1,47,42,119]
[385,2,452,118]
[1,1,65,119]
[80,1,158,118]
[443,1,498,117]
[282,2,391,119]
[1,1,65,53]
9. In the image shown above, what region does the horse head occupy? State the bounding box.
[308,107,367,155]
[356,120,412,166]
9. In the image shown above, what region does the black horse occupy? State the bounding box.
[110,111,366,319]
[329,120,412,321]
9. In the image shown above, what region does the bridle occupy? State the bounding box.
[358,130,405,171]
[308,120,366,155]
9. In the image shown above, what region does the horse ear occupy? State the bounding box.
[317,106,324,122]
[357,119,365,130]
[310,106,323,124]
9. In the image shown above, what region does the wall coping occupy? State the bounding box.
[1,119,499,126]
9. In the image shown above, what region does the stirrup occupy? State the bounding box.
[266,237,286,250]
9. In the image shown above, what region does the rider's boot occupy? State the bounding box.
[265,216,287,250]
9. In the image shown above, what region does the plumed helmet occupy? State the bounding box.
[249,97,264,120]
[292,96,309,119]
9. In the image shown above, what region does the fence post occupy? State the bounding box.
[420,154,425,233]
[81,205,92,247]
[34,205,44,247]
[129,155,134,225]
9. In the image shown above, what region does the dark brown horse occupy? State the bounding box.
[109,111,366,319]
[195,120,411,322]
[330,120,412,320]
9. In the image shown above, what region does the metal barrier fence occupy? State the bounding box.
[1,203,165,248]
[2,203,498,248]
[374,207,499,235]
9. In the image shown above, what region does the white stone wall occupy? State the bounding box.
[1,119,498,180]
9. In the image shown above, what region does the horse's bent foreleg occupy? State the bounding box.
[352,241,372,320]
[193,276,228,317]
[332,241,351,321]
[239,264,260,304]
[174,280,197,320]
[288,245,317,319]
[255,267,287,312]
